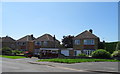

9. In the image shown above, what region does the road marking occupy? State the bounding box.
[46,64,88,72]
[55,66,88,72]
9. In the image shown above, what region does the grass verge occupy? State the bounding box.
[37,58,120,64]
[0,55,26,59]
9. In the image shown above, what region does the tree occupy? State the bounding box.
[116,41,120,50]
[98,40,105,49]
[62,35,74,48]
[104,42,117,54]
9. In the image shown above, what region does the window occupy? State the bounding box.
[43,41,48,46]
[35,41,41,46]
[74,40,80,45]
[22,42,26,45]
[84,39,94,45]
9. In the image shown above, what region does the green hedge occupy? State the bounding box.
[78,53,88,57]
[111,50,120,57]
[92,49,111,59]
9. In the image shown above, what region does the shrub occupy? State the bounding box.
[92,49,111,59]
[78,53,88,57]
[2,47,12,55]
[111,50,120,58]
[12,50,21,55]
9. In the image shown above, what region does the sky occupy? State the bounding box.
[1,2,118,42]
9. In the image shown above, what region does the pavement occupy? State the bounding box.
[1,57,120,73]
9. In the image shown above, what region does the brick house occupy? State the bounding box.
[16,34,35,52]
[1,36,16,49]
[35,34,60,48]
[34,34,60,57]
[73,29,100,56]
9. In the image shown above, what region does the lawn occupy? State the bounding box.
[37,58,120,64]
[0,55,26,59]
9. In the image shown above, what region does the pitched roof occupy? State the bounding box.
[73,30,99,39]
[17,35,35,42]
[36,34,60,42]
[2,36,16,42]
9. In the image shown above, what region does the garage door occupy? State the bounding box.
[61,50,69,56]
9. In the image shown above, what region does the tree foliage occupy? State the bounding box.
[98,41,105,49]
[62,35,74,48]
[104,42,118,54]
[116,41,120,50]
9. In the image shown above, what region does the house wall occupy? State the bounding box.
[28,41,34,53]
[16,42,27,51]
[36,41,60,48]
[73,39,84,50]
[2,42,16,49]
[73,38,99,50]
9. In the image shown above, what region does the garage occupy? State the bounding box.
[61,50,69,56]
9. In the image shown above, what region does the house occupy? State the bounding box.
[60,29,100,56]
[34,34,60,57]
[16,34,35,52]
[1,36,16,49]
[35,34,60,48]
[73,29,100,56]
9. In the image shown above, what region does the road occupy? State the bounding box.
[1,57,119,73]
[2,57,87,72]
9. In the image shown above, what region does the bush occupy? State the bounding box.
[92,49,111,59]
[2,47,12,55]
[111,50,120,58]
[78,53,88,57]
[12,50,21,56]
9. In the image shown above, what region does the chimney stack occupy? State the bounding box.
[89,29,93,33]
[53,35,56,41]
[31,34,33,37]
[31,34,34,40]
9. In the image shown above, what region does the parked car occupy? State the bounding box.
[24,51,33,58]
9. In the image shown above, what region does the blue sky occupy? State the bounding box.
[2,2,118,42]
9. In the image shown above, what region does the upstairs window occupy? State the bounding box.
[22,42,26,45]
[35,41,41,46]
[74,40,80,45]
[43,41,48,46]
[84,39,94,45]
